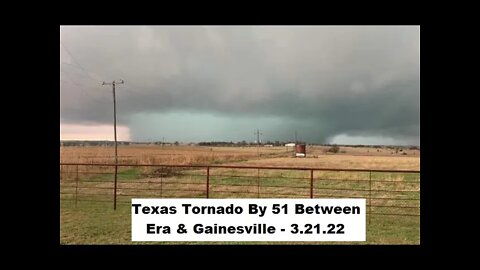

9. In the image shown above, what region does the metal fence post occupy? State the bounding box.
[75,165,79,207]
[310,169,314,199]
[206,166,210,198]
[160,166,163,198]
[113,164,118,210]
[257,168,260,198]
[369,171,372,224]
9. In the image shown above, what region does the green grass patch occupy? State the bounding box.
[81,168,143,182]
[60,199,419,245]
[61,168,419,244]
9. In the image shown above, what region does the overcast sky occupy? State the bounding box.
[60,26,420,145]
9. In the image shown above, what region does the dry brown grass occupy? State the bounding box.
[60,144,420,244]
[60,145,420,170]
[60,145,285,165]
[307,145,420,157]
[227,155,419,171]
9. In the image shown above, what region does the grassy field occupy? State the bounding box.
[60,144,420,245]
[60,200,419,245]
[60,145,286,165]
[60,144,420,168]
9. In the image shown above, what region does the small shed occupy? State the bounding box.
[295,144,306,157]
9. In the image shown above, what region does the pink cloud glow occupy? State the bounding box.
[60,124,131,141]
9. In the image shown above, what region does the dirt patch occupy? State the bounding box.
[143,167,185,178]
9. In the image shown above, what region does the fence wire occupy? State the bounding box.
[60,163,420,220]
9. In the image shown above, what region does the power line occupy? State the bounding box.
[60,61,82,68]
[60,42,91,74]
[61,71,105,95]
[60,42,104,83]
[60,79,82,87]
[60,70,92,87]
[60,69,105,101]
[60,70,87,89]
[60,61,103,83]
[59,43,110,101]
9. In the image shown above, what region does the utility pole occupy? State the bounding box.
[102,79,124,210]
[254,129,262,156]
[295,130,298,144]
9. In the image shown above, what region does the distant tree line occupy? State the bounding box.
[197,141,291,147]
[60,140,419,150]
[60,141,131,147]
[198,141,238,146]
[320,144,419,150]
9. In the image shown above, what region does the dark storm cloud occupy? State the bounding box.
[60,26,419,144]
